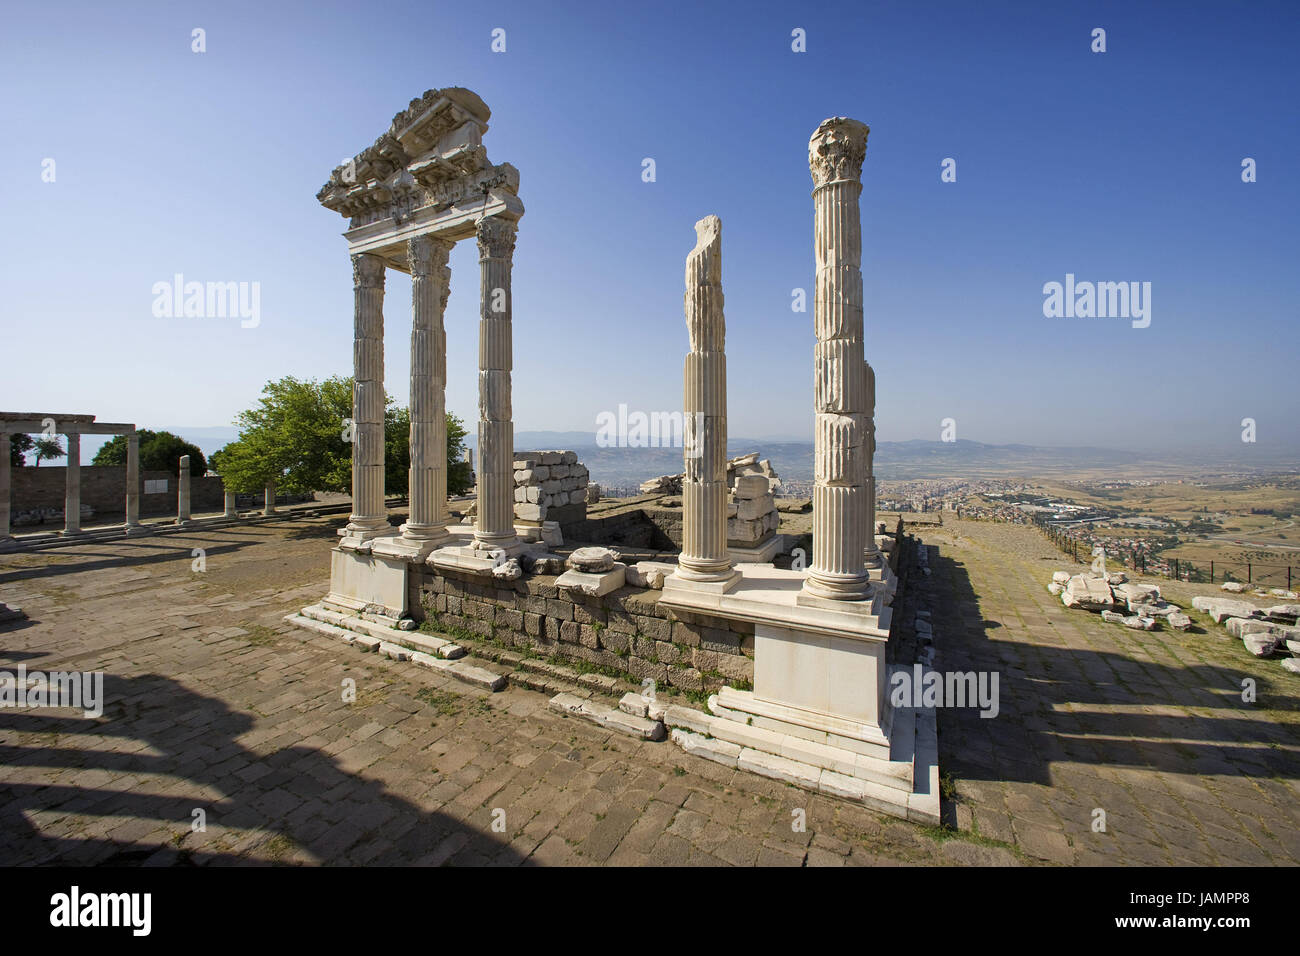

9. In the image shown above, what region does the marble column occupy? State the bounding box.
[264,480,277,516]
[177,455,191,524]
[401,234,454,549]
[63,432,81,535]
[677,215,735,584]
[223,490,237,517]
[0,432,11,541]
[803,117,872,603]
[124,431,140,531]
[473,217,519,555]
[347,253,391,540]
[864,360,881,567]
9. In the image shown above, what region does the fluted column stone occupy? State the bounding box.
[864,360,881,567]
[347,253,390,539]
[473,217,519,554]
[677,215,734,583]
[124,431,140,531]
[401,235,454,548]
[177,454,191,524]
[803,117,872,602]
[63,432,81,535]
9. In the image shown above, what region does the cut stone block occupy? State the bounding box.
[737,748,821,789]
[670,728,742,768]
[548,692,665,740]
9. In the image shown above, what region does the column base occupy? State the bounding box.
[798,571,873,606]
[339,520,392,550]
[381,526,452,561]
[663,566,741,595]
[556,564,628,598]
[470,533,522,559]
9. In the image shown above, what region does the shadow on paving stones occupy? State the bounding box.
[272,521,360,543]
[0,537,264,586]
[923,549,1300,789]
[0,670,529,867]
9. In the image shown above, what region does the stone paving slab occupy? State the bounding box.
[914,519,1300,866]
[2,512,1292,865]
[0,516,980,867]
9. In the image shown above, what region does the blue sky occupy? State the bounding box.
[3,0,1297,462]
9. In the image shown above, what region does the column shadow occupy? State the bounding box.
[910,545,1300,788]
[0,670,528,867]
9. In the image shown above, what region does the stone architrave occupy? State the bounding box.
[177,455,191,524]
[864,360,881,568]
[124,430,140,531]
[676,215,736,587]
[63,432,81,535]
[473,217,520,557]
[399,234,454,551]
[802,117,872,604]
[346,253,390,541]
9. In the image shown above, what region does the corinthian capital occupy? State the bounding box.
[808,117,870,188]
[476,217,517,261]
[351,253,386,288]
[407,234,454,277]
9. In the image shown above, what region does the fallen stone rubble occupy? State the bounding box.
[1049,569,1298,674]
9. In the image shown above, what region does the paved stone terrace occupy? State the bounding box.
[919,518,1300,866]
[0,515,1001,866]
[0,513,1294,865]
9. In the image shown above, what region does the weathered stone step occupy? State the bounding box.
[669,697,912,793]
[409,650,506,692]
[300,603,463,658]
[548,692,666,740]
[285,612,504,692]
[462,641,628,697]
[670,729,915,816]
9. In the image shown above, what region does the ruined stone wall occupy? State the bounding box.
[512,451,591,524]
[415,567,753,692]
[11,466,225,519]
[562,507,680,550]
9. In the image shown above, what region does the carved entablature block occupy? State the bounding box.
[317,87,518,230]
[809,117,869,189]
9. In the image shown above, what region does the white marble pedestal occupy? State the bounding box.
[659,562,937,823]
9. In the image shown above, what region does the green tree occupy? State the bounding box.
[9,434,33,467]
[33,437,65,466]
[94,430,206,476]
[446,416,472,496]
[209,375,471,498]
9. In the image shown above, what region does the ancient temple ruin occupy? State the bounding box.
[298,91,934,823]
[0,413,141,544]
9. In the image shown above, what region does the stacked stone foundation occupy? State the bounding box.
[415,566,753,693]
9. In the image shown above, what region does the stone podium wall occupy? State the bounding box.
[415,566,754,693]
[10,466,225,518]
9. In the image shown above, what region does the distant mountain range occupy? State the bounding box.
[153,427,1298,488]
